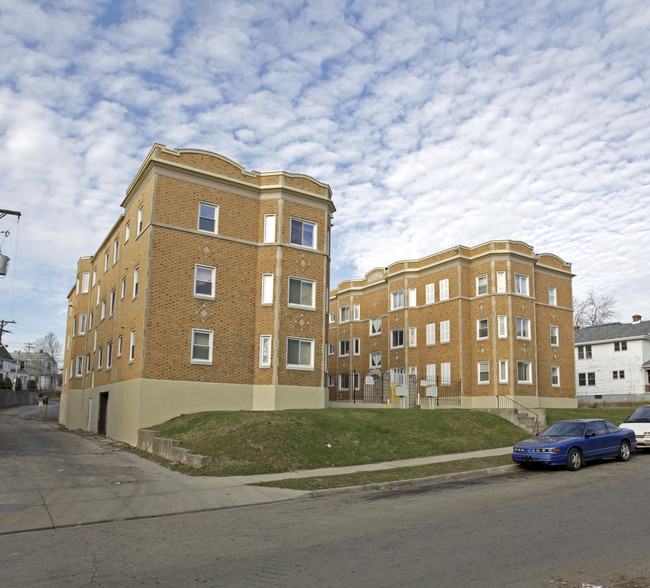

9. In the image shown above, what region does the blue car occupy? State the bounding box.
[512,419,637,471]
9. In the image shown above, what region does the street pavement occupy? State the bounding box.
[0,401,514,535]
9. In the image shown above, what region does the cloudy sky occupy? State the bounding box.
[1,0,649,357]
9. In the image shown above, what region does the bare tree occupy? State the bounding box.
[33,332,63,363]
[573,288,619,328]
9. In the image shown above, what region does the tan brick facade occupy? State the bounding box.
[60,144,334,444]
[327,241,577,410]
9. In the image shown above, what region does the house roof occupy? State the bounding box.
[0,344,14,362]
[574,320,650,344]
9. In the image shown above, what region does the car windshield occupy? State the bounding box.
[541,422,585,437]
[624,407,650,423]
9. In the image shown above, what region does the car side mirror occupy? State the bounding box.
[585,432,595,438]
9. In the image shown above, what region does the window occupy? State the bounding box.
[328,343,334,355]
[426,364,436,384]
[441,363,452,385]
[440,320,450,343]
[391,290,404,310]
[549,286,557,306]
[86,354,91,374]
[109,288,116,316]
[426,323,436,345]
[288,277,315,308]
[370,351,382,368]
[370,317,381,335]
[613,370,625,379]
[106,341,113,370]
[287,337,314,368]
[439,279,450,301]
[353,303,360,321]
[517,361,532,384]
[515,274,529,295]
[195,265,216,299]
[409,327,417,347]
[477,318,489,340]
[259,335,272,367]
[98,346,103,369]
[408,287,417,307]
[354,372,361,391]
[100,298,106,321]
[614,341,627,351]
[339,339,350,357]
[191,329,213,364]
[137,204,144,235]
[498,315,507,338]
[577,345,592,359]
[328,312,334,324]
[550,325,559,346]
[476,275,488,296]
[261,273,274,305]
[478,361,490,383]
[121,277,126,299]
[353,338,361,355]
[81,272,90,294]
[290,218,316,248]
[93,328,97,351]
[588,372,596,385]
[578,372,586,386]
[391,329,404,348]
[117,335,123,357]
[263,214,276,243]
[498,360,508,383]
[88,311,93,330]
[72,315,77,337]
[516,317,531,340]
[497,271,506,293]
[92,268,97,287]
[78,314,87,336]
[425,283,435,304]
[129,329,135,362]
[198,202,218,233]
[104,250,110,272]
[327,374,335,388]
[113,237,120,265]
[133,266,139,298]
[551,366,560,386]
[340,306,350,323]
[339,373,350,391]
[75,356,83,378]
[125,222,130,243]
[96,282,101,306]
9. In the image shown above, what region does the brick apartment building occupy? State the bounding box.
[60,144,335,445]
[328,241,577,410]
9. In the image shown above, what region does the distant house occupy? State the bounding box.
[12,351,59,392]
[0,344,16,385]
[574,315,650,403]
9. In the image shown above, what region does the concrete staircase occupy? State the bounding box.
[476,407,546,435]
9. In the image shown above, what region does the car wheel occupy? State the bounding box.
[566,448,582,471]
[617,440,631,462]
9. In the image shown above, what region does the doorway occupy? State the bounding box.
[98,392,108,436]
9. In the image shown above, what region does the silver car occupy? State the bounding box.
[621,406,650,449]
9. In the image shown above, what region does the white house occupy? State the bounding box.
[574,315,650,403]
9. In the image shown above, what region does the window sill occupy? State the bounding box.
[286,365,314,371]
[288,304,316,311]
[191,360,212,365]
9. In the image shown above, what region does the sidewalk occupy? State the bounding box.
[0,403,515,535]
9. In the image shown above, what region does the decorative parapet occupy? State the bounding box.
[137,429,211,468]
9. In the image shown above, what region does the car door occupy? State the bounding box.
[584,420,611,460]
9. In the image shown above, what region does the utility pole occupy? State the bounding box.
[0,319,16,345]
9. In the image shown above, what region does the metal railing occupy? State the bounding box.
[496,395,543,434]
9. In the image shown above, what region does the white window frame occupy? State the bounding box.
[125,221,130,243]
[339,373,350,391]
[550,325,559,347]
[516,317,531,340]
[476,274,488,296]
[86,354,91,374]
[440,320,450,343]
[408,287,417,307]
[286,337,314,369]
[104,250,110,272]
[261,273,274,305]
[425,283,435,304]
[96,282,101,306]
[496,271,506,293]
[549,286,557,306]
[93,328,97,352]
[498,359,508,383]
[106,341,113,370]
[259,335,272,368]
[477,318,489,340]
[81,272,90,294]
[195,265,216,299]
[353,338,361,356]
[515,273,529,295]
[290,218,316,249]
[439,279,450,301]
[98,346,103,369]
[340,305,350,323]
[198,202,219,234]
[133,266,139,298]
[75,356,83,378]
[288,276,315,309]
[551,365,560,387]
[339,339,350,357]
[353,303,361,321]
[100,298,106,321]
[391,328,404,349]
[426,323,436,345]
[263,214,276,243]
[497,315,508,339]
[478,361,490,383]
[191,329,213,364]
[113,236,120,265]
[517,361,532,384]
[440,363,451,385]
[121,278,126,300]
[78,314,87,336]
[426,364,436,384]
[390,290,404,310]
[370,317,381,336]
[129,329,135,362]
[117,335,123,357]
[409,327,417,347]
[92,268,97,287]
[328,343,334,356]
[328,312,335,324]
[137,204,144,236]
[370,351,382,368]
[109,288,116,316]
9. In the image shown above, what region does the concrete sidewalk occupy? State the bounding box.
[0,403,514,535]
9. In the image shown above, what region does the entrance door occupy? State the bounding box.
[98,392,108,436]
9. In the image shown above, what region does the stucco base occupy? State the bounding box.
[59,379,327,446]
[459,395,577,410]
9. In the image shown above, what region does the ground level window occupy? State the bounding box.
[191,329,213,364]
[287,337,314,368]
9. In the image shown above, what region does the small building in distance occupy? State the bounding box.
[61,144,335,445]
[328,240,577,410]
[574,315,650,404]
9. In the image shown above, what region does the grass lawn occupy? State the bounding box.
[545,407,638,425]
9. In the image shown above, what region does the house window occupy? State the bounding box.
[614,341,627,351]
[439,279,450,301]
[578,345,592,359]
[499,360,508,383]
[426,323,436,345]
[409,327,417,347]
[588,372,596,385]
[391,290,404,310]
[478,361,490,383]
[370,351,382,368]
[109,288,116,316]
[327,374,335,387]
[516,317,531,340]
[476,275,488,296]
[408,287,417,307]
[195,265,216,299]
[550,325,559,346]
[98,346,103,369]
[551,366,560,387]
[497,315,507,338]
[88,311,94,330]
[117,335,123,357]
[133,266,139,298]
[75,356,83,377]
[125,222,130,243]
[191,329,213,364]
[517,361,532,384]
[72,315,77,337]
[263,214,276,243]
[113,236,120,265]
[426,364,436,384]
[370,317,381,335]
[497,271,506,293]
[106,341,113,370]
[100,298,106,321]
[92,268,97,287]
[339,339,350,357]
[549,286,557,306]
[353,338,361,355]
[81,272,90,294]
[391,329,404,349]
[97,282,101,306]
[259,335,272,367]
[198,202,218,234]
[339,373,350,391]
[261,273,274,305]
[121,278,126,299]
[354,372,361,391]
[93,329,97,351]
[477,318,489,340]
[353,303,361,321]
[440,320,450,343]
[578,373,586,386]
[78,314,87,336]
[290,218,316,248]
[129,329,135,362]
[104,250,110,272]
[425,283,435,304]
[86,354,91,374]
[613,370,625,379]
[137,204,144,235]
[328,312,335,324]
[515,274,529,295]
[328,343,334,355]
[288,277,315,308]
[287,337,314,368]
[340,306,350,323]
